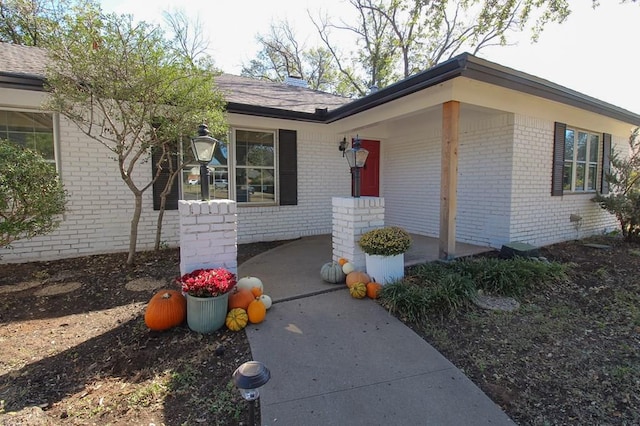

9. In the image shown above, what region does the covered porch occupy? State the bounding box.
[238,234,491,302]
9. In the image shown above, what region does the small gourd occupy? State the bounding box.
[237,276,263,292]
[349,282,367,299]
[226,308,249,331]
[228,288,255,311]
[247,299,267,324]
[251,286,263,298]
[144,290,187,331]
[338,257,349,266]
[366,282,383,299]
[320,262,345,284]
[258,294,272,310]
[346,271,371,288]
[342,262,355,275]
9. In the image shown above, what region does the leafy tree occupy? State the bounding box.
[241,20,342,93]
[44,8,227,265]
[0,0,96,46]
[0,139,67,249]
[594,128,640,241]
[243,0,603,96]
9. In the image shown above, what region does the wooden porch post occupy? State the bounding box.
[439,101,460,260]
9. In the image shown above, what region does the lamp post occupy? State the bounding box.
[190,124,218,201]
[343,135,369,198]
[232,361,271,426]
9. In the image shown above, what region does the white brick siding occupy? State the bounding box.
[1,113,349,263]
[507,115,619,247]
[381,109,621,250]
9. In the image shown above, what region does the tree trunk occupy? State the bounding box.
[127,193,143,265]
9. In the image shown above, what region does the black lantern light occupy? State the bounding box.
[190,124,218,201]
[343,135,369,197]
[232,361,271,425]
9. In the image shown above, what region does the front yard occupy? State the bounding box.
[0,236,638,425]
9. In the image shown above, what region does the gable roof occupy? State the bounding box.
[0,42,351,115]
[1,42,639,126]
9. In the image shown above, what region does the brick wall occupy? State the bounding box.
[381,110,621,249]
[1,115,349,263]
[507,115,619,247]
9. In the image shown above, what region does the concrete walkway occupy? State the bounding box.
[240,235,513,425]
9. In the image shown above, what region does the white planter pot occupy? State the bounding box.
[365,253,404,285]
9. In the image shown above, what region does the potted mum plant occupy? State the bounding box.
[177,267,237,333]
[358,226,412,284]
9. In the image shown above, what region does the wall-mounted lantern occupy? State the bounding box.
[343,135,369,197]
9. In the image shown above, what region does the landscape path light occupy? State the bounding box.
[232,360,271,425]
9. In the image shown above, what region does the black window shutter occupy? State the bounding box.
[551,122,566,196]
[152,148,179,210]
[278,129,297,206]
[601,133,612,195]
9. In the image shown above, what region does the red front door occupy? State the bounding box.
[353,139,380,197]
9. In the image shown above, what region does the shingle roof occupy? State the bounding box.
[2,42,639,126]
[0,42,48,77]
[215,74,351,114]
[0,42,351,113]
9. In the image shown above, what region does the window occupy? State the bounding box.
[181,137,230,202]
[563,128,599,192]
[152,128,297,209]
[552,122,610,196]
[235,129,275,204]
[0,110,55,164]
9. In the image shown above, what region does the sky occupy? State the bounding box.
[101,0,640,114]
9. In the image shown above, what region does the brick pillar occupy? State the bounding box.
[332,197,384,271]
[178,200,237,276]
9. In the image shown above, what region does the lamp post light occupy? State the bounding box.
[190,124,218,201]
[343,135,369,198]
[232,361,271,426]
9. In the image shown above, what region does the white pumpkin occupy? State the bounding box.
[237,276,263,292]
[342,262,355,275]
[258,294,272,310]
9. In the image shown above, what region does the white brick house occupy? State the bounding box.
[1,42,639,263]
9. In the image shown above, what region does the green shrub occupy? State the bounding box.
[379,256,568,321]
[379,269,476,321]
[0,139,67,249]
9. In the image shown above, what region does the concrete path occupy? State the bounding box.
[239,235,513,425]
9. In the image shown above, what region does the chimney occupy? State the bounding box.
[284,75,308,88]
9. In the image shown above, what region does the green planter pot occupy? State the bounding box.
[186,292,229,333]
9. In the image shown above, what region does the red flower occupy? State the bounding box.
[177,268,237,297]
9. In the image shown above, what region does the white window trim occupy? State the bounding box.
[232,127,278,206]
[564,126,601,193]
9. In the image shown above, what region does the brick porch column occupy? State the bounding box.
[178,200,237,276]
[332,197,384,271]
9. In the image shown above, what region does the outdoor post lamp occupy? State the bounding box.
[343,135,369,197]
[232,361,271,426]
[190,124,218,201]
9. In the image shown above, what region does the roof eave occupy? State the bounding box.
[325,53,640,126]
[0,72,46,91]
[226,102,328,122]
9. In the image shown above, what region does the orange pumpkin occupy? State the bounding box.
[228,288,255,311]
[250,286,263,298]
[366,282,383,299]
[144,290,187,331]
[338,257,349,266]
[346,271,371,288]
[247,299,267,324]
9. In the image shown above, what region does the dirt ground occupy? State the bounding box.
[0,236,639,425]
[0,241,288,426]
